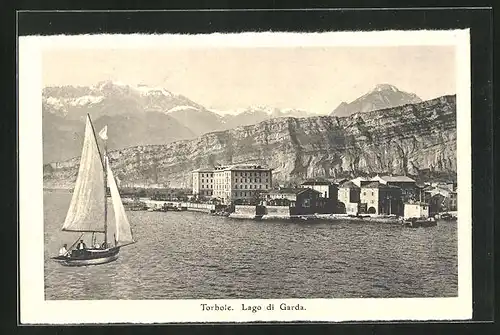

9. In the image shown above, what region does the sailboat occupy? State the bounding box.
[52,114,135,266]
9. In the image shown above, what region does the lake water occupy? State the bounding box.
[44,191,458,300]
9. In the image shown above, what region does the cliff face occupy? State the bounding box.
[44,95,457,189]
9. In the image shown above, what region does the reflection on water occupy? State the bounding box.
[44,191,458,300]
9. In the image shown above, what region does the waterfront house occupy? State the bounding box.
[300,180,338,200]
[424,187,457,213]
[351,176,369,187]
[213,164,273,205]
[338,181,361,214]
[360,181,403,215]
[404,202,430,219]
[192,164,273,205]
[266,188,325,215]
[300,179,339,213]
[370,175,416,202]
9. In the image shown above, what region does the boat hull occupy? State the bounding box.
[52,247,120,266]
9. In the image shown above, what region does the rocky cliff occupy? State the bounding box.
[43,95,457,189]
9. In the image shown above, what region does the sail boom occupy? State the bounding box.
[116,241,136,248]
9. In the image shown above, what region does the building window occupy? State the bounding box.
[363,192,366,196]
[371,191,374,196]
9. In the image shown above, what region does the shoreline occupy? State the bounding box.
[45,191,456,224]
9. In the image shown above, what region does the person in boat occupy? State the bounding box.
[77,240,87,250]
[58,244,69,257]
[101,241,108,249]
[94,241,101,249]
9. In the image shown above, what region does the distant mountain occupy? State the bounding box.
[330,84,422,117]
[164,105,225,136]
[218,106,317,129]
[43,80,205,120]
[42,81,206,162]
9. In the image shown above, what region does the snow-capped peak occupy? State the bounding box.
[94,80,173,97]
[165,105,199,114]
[135,84,173,97]
[94,80,129,90]
[371,84,400,93]
[242,105,283,116]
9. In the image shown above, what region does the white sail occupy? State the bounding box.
[106,157,135,246]
[62,115,105,232]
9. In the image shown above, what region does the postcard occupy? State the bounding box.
[19,29,471,324]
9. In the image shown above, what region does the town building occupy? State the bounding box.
[351,176,369,187]
[191,168,215,197]
[360,181,403,215]
[213,164,273,204]
[423,186,457,213]
[370,175,417,202]
[430,182,456,191]
[300,180,339,200]
[192,164,272,203]
[265,188,326,215]
[300,180,339,213]
[338,181,361,214]
[334,178,349,185]
[403,202,430,219]
[449,191,457,211]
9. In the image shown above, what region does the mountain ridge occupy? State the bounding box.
[44,94,457,189]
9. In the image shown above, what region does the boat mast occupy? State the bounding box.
[103,138,108,247]
[86,114,108,246]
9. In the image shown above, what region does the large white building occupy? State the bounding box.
[192,164,273,204]
[191,168,214,197]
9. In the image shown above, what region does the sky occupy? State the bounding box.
[42,46,456,115]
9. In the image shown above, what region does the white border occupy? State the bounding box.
[19,30,472,324]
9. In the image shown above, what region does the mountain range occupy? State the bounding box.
[43,80,320,163]
[44,95,457,189]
